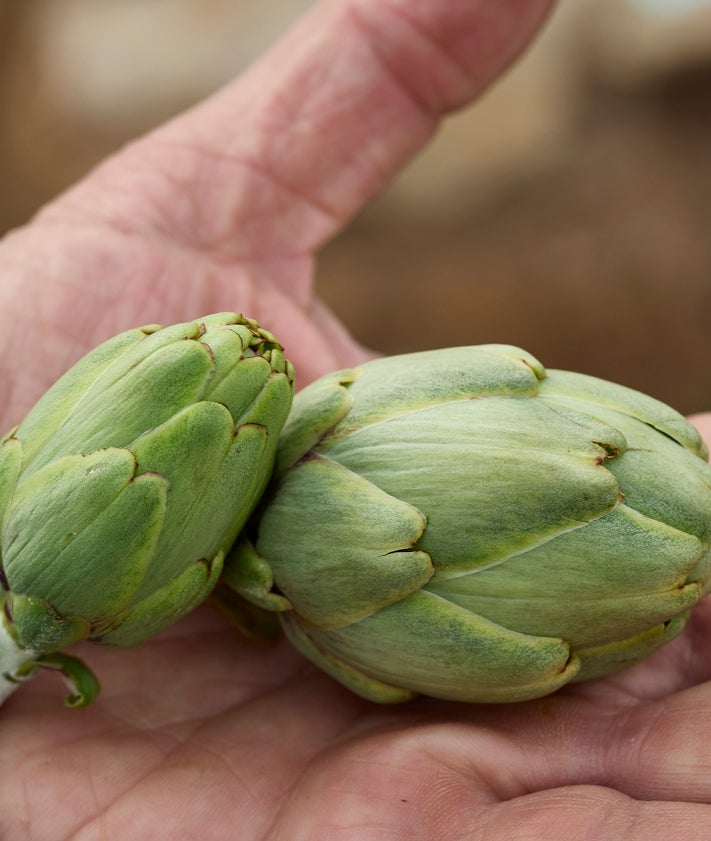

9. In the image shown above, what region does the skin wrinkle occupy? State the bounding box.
[24,668,305,841]
[263,720,385,841]
[7,237,197,386]
[143,140,340,258]
[95,674,364,841]
[267,725,489,841]
[252,2,435,221]
[419,734,513,805]
[0,231,173,405]
[115,636,306,719]
[14,728,177,841]
[159,741,265,816]
[344,5,440,119]
[453,686,710,806]
[385,700,584,801]
[346,2,480,116]
[428,719,559,803]
[19,775,32,841]
[472,787,621,841]
[264,714,384,838]
[258,742,336,841]
[62,732,202,841]
[85,762,107,841]
[629,691,711,801]
[579,668,663,707]
[350,0,556,113]
[41,140,338,264]
[601,700,672,799]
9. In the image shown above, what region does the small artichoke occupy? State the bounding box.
[225,345,711,704]
[0,313,294,705]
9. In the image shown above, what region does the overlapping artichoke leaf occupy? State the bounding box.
[325,397,625,575]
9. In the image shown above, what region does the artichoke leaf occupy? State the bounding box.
[14,472,166,621]
[281,611,416,703]
[325,345,546,445]
[18,324,218,478]
[537,396,711,564]
[198,317,293,421]
[276,369,358,475]
[130,403,267,594]
[563,402,711,545]
[540,369,707,458]
[327,398,623,573]
[302,590,580,703]
[222,537,292,612]
[0,434,22,530]
[573,613,689,682]
[200,332,275,419]
[238,366,295,436]
[27,652,101,708]
[14,326,159,468]
[6,592,90,652]
[427,504,704,647]
[95,550,225,647]
[259,454,433,628]
[3,448,167,615]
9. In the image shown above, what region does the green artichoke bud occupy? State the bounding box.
[0,313,294,705]
[224,345,711,704]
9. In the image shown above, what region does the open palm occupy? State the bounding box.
[4,594,711,840]
[2,2,711,838]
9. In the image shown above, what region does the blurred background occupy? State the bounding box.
[2,0,711,411]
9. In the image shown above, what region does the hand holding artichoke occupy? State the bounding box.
[224,345,711,704]
[4,324,710,709]
[0,313,294,705]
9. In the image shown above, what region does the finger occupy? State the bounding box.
[600,681,711,803]
[0,0,554,424]
[477,787,711,841]
[266,714,711,841]
[284,673,711,820]
[688,412,711,451]
[419,678,711,806]
[39,0,555,258]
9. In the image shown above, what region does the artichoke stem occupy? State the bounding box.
[0,610,37,704]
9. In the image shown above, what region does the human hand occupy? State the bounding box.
[6,1,711,839]
[0,0,550,430]
[5,596,711,840]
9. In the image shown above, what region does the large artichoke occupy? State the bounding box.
[225,345,711,703]
[0,313,293,705]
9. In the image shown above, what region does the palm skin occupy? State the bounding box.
[2,2,711,838]
[4,599,711,840]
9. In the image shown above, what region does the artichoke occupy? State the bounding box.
[0,313,294,705]
[224,345,711,704]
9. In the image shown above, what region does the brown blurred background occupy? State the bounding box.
[2,0,711,411]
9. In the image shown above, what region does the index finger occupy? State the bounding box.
[0,0,556,426]
[42,0,556,258]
